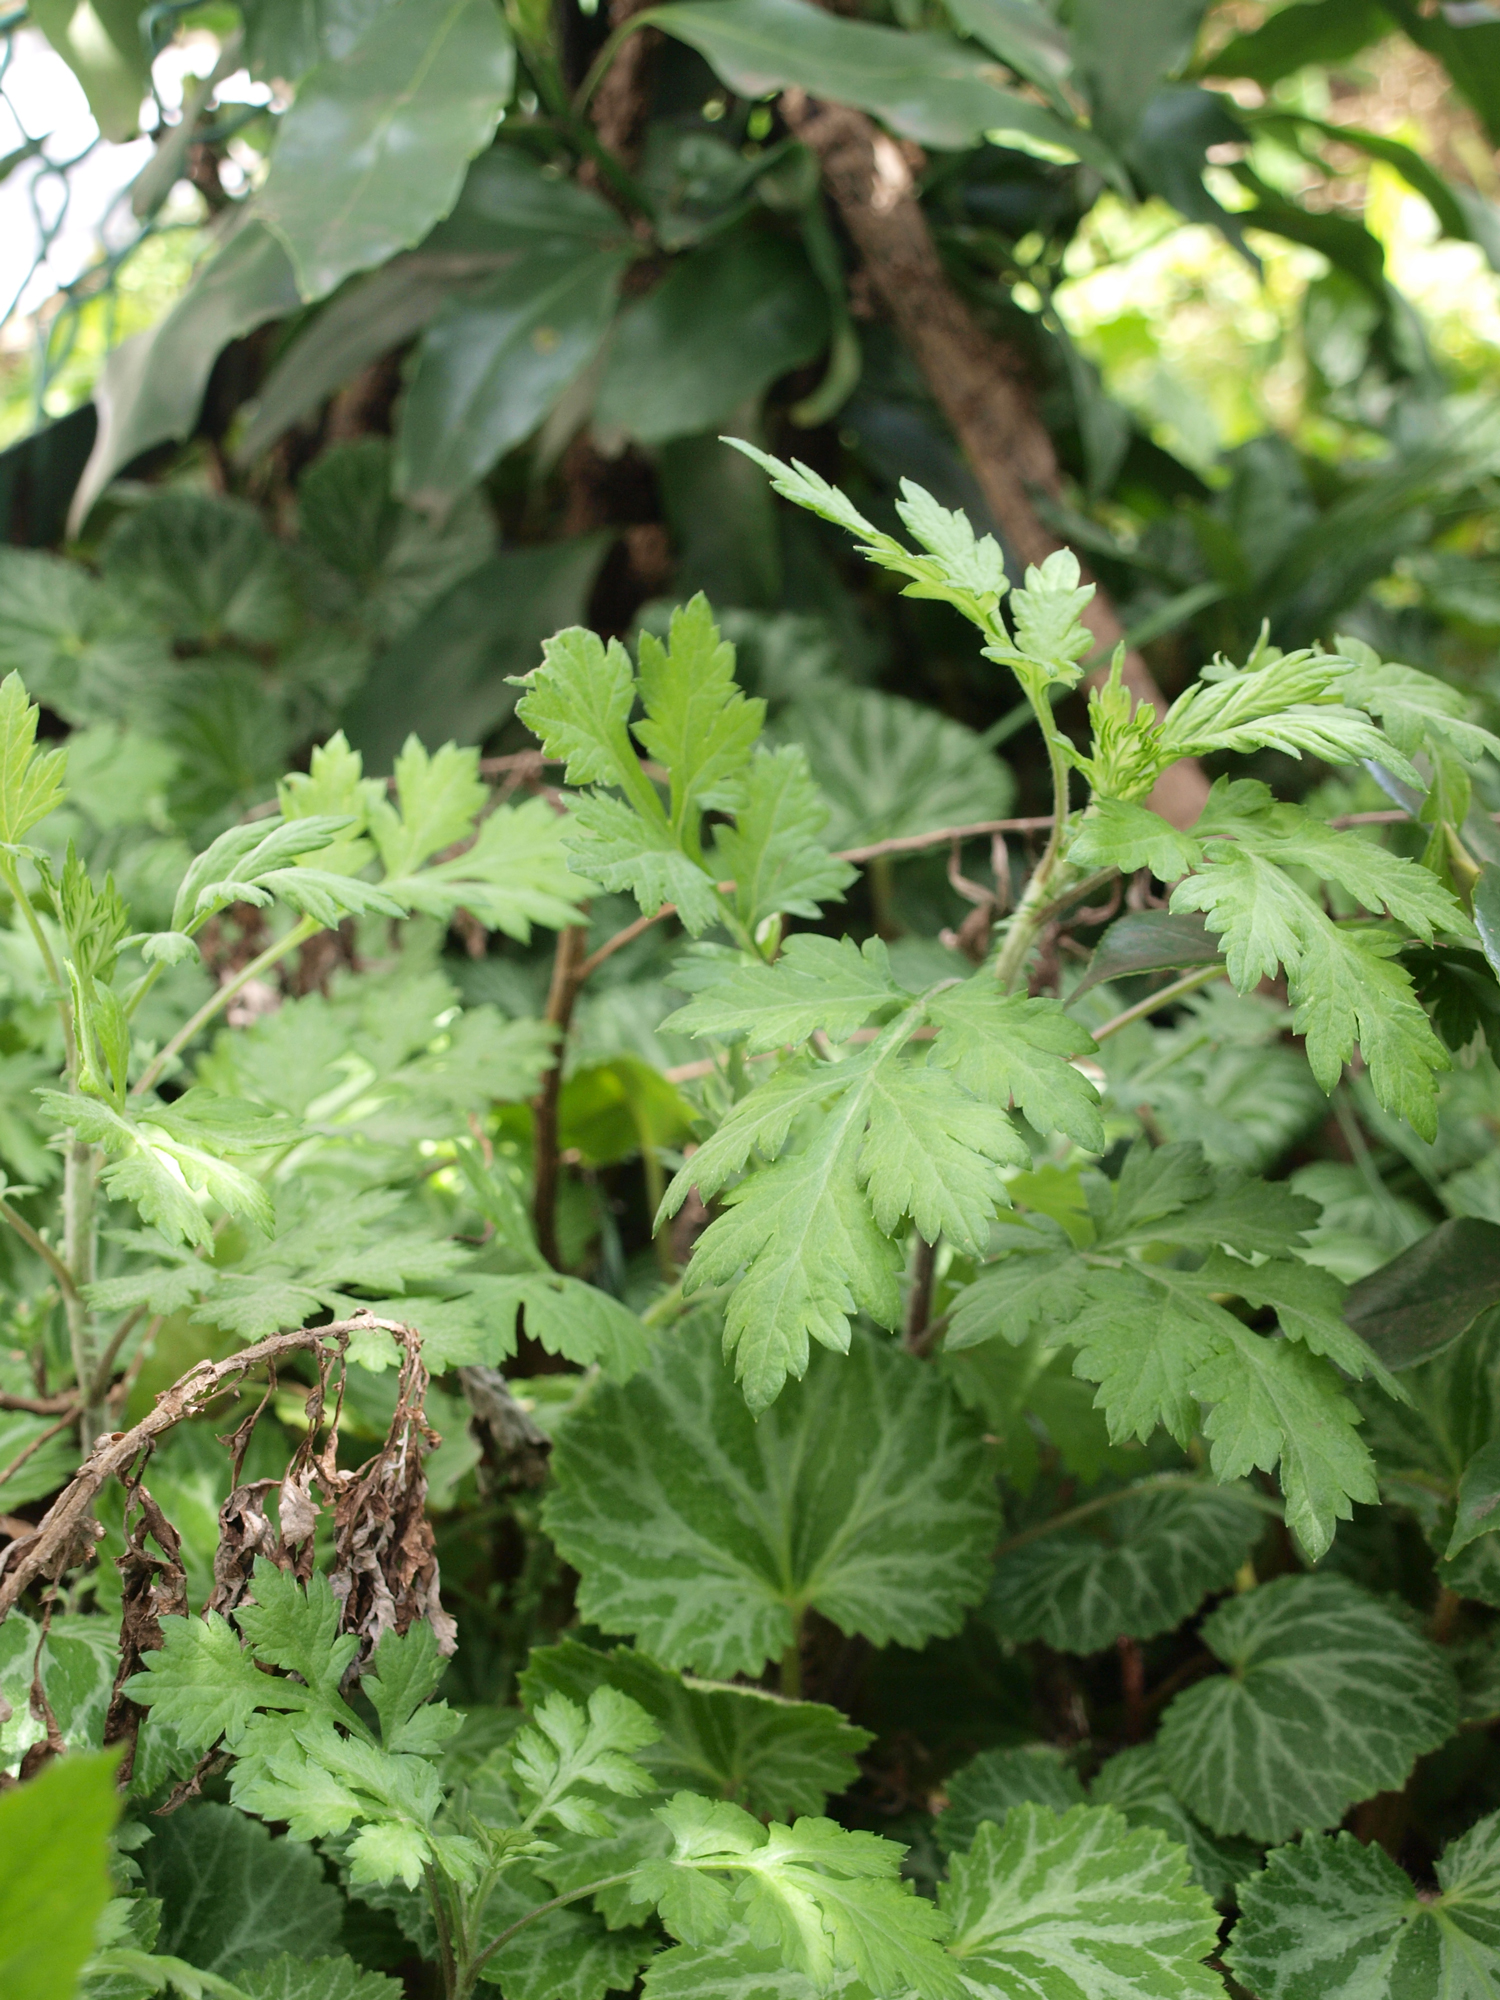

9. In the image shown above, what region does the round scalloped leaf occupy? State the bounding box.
[985,1481,1264,1654]
[1090,1745,1259,1905]
[143,1801,344,1975]
[940,1803,1223,2000]
[1226,1814,1500,1999]
[936,1746,1085,1853]
[1157,1574,1458,1844]
[542,1323,998,1678]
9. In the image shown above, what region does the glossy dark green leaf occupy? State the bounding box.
[1344,1218,1500,1372]
[29,0,150,140]
[1070,0,1205,149]
[1449,1438,1500,1560]
[1072,909,1223,998]
[1383,0,1500,147]
[519,1640,871,1819]
[596,232,827,446]
[1200,0,1384,88]
[0,1751,120,2000]
[258,0,515,301]
[1474,864,1500,983]
[236,253,510,465]
[942,0,1073,113]
[427,143,632,254]
[341,534,609,768]
[642,0,1117,164]
[241,0,390,79]
[71,223,301,532]
[396,243,628,513]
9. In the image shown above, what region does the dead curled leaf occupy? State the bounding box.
[0,1314,456,1730]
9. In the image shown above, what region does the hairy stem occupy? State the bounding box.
[990,692,1075,993]
[1089,963,1229,1042]
[132,913,318,1098]
[532,923,590,1271]
[63,1138,101,1445]
[87,1304,146,1409]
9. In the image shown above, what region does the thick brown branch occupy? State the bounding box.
[778,92,1210,831]
[0,1315,416,1621]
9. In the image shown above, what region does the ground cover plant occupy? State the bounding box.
[8,428,1500,1996]
[7,0,1500,1996]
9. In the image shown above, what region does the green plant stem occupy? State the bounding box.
[0,1195,77,1303]
[64,1136,101,1444]
[1089,962,1229,1042]
[990,688,1075,992]
[779,1632,803,1699]
[87,1303,145,1408]
[425,1862,460,2000]
[132,913,318,1098]
[461,1874,637,1993]
[0,853,76,1073]
[574,13,651,114]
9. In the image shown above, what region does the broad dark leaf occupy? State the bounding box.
[1344,1218,1500,1372]
[396,243,628,513]
[1073,909,1223,997]
[596,231,826,447]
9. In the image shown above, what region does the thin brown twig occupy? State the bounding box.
[578,906,674,980]
[0,1391,77,1417]
[903,1235,938,1355]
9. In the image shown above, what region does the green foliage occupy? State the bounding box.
[985,1480,1264,1653]
[940,1804,1222,2000]
[0,1751,121,2000]
[1227,1814,1500,1999]
[11,0,1500,1987]
[946,1140,1388,1558]
[1155,1574,1459,1842]
[544,1324,997,1676]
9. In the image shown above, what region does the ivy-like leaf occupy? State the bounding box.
[663,935,905,1051]
[940,1804,1222,2000]
[1067,797,1204,882]
[985,1481,1264,1655]
[710,744,856,932]
[38,1090,290,1247]
[0,670,67,845]
[1226,1812,1500,1999]
[1156,1573,1459,1843]
[543,1324,997,1679]
[632,595,764,839]
[1090,1746,1259,1905]
[937,1746,1085,1852]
